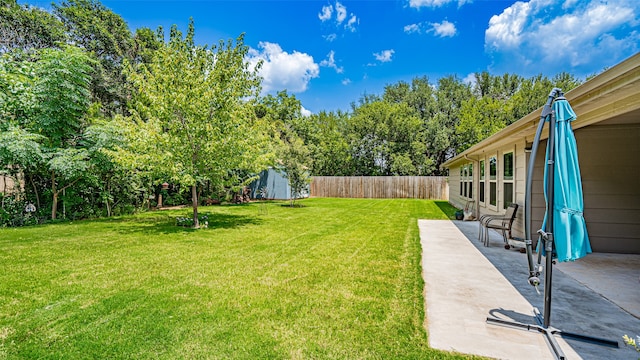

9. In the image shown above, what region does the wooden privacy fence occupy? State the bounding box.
[310,176,449,200]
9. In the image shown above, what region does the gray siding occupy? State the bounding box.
[532,124,640,254]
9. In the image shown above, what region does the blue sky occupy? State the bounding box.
[24,0,640,114]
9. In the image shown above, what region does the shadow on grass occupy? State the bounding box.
[278,203,306,208]
[434,200,459,220]
[109,212,264,235]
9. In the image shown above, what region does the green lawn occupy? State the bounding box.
[0,198,479,359]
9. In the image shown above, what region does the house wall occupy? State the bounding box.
[448,170,463,209]
[448,141,528,239]
[532,124,640,254]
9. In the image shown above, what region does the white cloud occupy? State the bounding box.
[405,21,457,36]
[485,1,531,49]
[430,20,457,37]
[319,5,333,21]
[373,49,395,63]
[409,0,471,8]
[248,42,320,93]
[404,23,421,34]
[335,2,347,23]
[320,50,344,73]
[462,73,477,87]
[485,0,640,75]
[342,78,352,85]
[346,14,359,32]
[323,33,337,42]
[318,2,359,33]
[300,106,312,117]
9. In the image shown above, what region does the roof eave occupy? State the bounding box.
[442,52,640,169]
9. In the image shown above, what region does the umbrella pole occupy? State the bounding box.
[542,92,557,328]
[487,88,618,360]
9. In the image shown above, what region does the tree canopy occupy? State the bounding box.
[120,21,273,227]
[0,0,587,227]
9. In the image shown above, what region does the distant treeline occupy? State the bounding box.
[0,0,583,225]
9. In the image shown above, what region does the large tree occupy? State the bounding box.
[0,46,95,220]
[255,91,314,202]
[304,110,352,176]
[348,101,428,176]
[123,21,272,228]
[0,0,67,53]
[53,0,134,116]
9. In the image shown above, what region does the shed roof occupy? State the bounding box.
[443,52,640,169]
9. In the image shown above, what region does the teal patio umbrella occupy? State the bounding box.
[541,97,592,262]
[487,89,617,360]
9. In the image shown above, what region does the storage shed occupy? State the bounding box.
[249,168,309,200]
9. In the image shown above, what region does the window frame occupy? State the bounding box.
[488,155,498,210]
[502,150,515,209]
[467,162,473,200]
[459,162,473,200]
[479,159,485,205]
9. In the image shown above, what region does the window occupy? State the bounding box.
[489,156,497,207]
[489,157,497,180]
[463,165,468,198]
[460,163,473,199]
[504,152,514,180]
[503,152,514,209]
[479,160,485,204]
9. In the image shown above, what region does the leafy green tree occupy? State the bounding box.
[427,75,472,174]
[304,111,352,176]
[276,128,312,207]
[53,0,134,115]
[0,49,36,127]
[83,108,145,217]
[472,71,522,100]
[456,96,507,152]
[0,0,67,53]
[254,91,316,202]
[454,72,583,154]
[123,21,272,228]
[348,101,428,175]
[33,46,94,219]
[0,46,94,220]
[384,76,436,120]
[133,26,164,65]
[506,72,581,121]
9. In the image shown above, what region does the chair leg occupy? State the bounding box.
[484,228,489,247]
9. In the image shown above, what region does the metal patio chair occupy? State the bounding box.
[478,203,519,247]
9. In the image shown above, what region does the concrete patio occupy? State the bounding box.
[419,219,640,360]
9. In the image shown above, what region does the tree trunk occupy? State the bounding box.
[105,178,112,217]
[29,174,40,211]
[51,171,57,220]
[192,184,199,229]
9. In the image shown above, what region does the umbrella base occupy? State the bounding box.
[486,308,618,360]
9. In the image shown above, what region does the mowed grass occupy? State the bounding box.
[0,198,478,359]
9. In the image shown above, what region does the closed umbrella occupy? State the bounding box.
[541,98,592,262]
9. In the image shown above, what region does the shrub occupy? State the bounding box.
[0,194,40,227]
[176,214,209,228]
